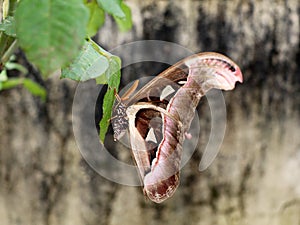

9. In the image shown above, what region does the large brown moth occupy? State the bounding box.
[112,52,243,203]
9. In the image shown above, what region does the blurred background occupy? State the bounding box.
[0,0,299,224]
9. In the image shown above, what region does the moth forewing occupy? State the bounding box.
[185,53,243,91]
[111,52,243,203]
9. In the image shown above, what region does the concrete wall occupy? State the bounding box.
[0,0,299,224]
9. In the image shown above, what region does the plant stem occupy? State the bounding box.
[7,0,17,17]
[1,39,17,63]
[0,0,3,20]
[0,0,17,68]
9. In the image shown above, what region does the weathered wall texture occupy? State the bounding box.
[0,0,299,225]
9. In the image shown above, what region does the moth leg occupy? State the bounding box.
[108,114,118,122]
[113,88,122,106]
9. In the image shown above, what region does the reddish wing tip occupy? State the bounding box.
[235,66,243,83]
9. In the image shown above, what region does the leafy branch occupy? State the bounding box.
[0,0,132,142]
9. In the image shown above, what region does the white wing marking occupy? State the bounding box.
[160,85,175,101]
[146,127,157,143]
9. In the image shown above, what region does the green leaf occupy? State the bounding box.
[0,70,8,82]
[63,39,122,142]
[97,0,125,18]
[15,0,89,77]
[23,78,47,101]
[0,16,16,37]
[99,56,121,142]
[106,56,121,88]
[61,40,109,81]
[99,88,115,142]
[95,73,107,84]
[0,70,8,90]
[86,0,105,37]
[5,62,28,74]
[113,3,132,32]
[1,78,23,89]
[0,77,47,101]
